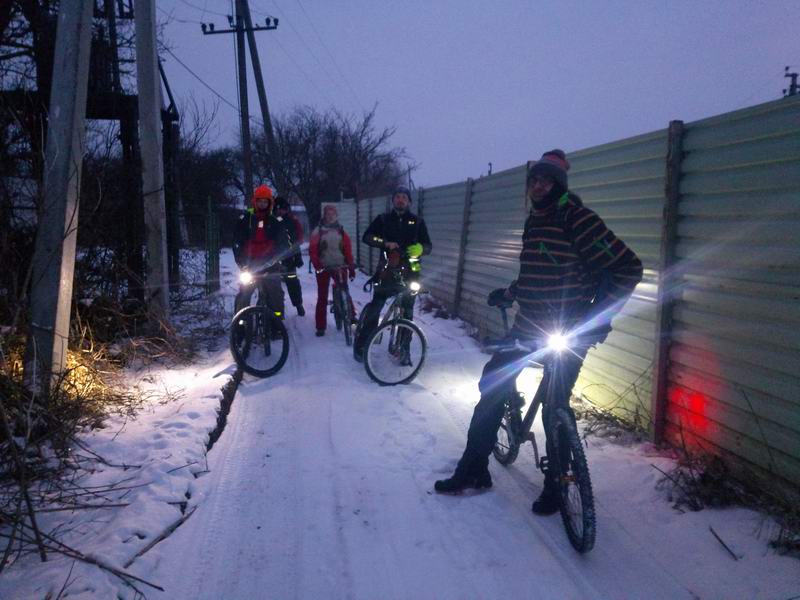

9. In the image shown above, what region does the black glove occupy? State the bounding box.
[487,288,513,308]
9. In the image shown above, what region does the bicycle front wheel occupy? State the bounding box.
[230,305,290,378]
[552,407,596,553]
[493,393,524,465]
[364,318,426,385]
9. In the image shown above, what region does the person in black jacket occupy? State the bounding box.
[434,150,643,516]
[274,196,305,316]
[232,185,291,316]
[353,185,432,361]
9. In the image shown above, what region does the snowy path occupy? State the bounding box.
[141,266,709,600]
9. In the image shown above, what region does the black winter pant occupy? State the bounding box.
[354,284,416,351]
[234,274,285,316]
[454,344,589,480]
[282,267,304,308]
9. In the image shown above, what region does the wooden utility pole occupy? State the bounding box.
[25,0,94,393]
[135,0,170,320]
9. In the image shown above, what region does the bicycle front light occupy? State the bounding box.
[409,281,422,293]
[547,332,569,353]
[239,271,253,285]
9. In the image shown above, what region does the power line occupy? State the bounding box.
[259,0,356,106]
[162,46,265,130]
[156,5,204,25]
[176,0,230,18]
[294,0,364,111]
[271,33,338,107]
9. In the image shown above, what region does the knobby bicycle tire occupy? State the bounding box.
[342,291,354,347]
[332,289,344,331]
[229,305,290,378]
[364,318,427,386]
[552,407,596,553]
[493,395,523,465]
[353,309,367,360]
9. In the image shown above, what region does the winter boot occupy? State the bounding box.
[531,471,560,515]
[297,305,306,317]
[472,466,493,489]
[434,472,473,494]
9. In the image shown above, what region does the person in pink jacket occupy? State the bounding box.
[309,205,356,336]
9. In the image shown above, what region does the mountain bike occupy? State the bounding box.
[229,265,289,378]
[327,266,356,346]
[361,267,427,386]
[489,296,596,554]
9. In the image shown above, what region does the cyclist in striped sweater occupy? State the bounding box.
[435,150,643,515]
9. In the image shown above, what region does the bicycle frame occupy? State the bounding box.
[492,306,586,467]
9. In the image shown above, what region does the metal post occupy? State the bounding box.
[355,197,361,269]
[234,4,254,196]
[452,179,474,317]
[135,0,170,319]
[368,198,374,273]
[25,0,93,393]
[651,120,685,443]
[239,0,280,184]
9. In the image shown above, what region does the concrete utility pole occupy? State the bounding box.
[201,1,279,192]
[239,0,280,183]
[25,0,93,394]
[135,0,170,320]
[235,5,254,197]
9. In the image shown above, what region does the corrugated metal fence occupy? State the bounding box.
[663,98,800,490]
[354,96,800,494]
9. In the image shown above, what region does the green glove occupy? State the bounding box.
[406,243,423,258]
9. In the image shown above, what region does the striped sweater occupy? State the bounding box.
[510,193,643,338]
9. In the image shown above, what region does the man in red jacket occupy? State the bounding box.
[232,185,290,316]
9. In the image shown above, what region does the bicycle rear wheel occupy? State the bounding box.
[364,318,426,385]
[493,393,524,465]
[342,291,354,347]
[552,407,596,553]
[230,305,290,378]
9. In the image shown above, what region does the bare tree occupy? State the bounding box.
[252,104,413,227]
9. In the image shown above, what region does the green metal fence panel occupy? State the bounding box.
[413,181,467,311]
[459,165,528,336]
[567,129,669,427]
[665,96,800,490]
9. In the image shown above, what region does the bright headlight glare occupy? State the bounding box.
[409,281,421,292]
[239,271,253,285]
[547,333,569,352]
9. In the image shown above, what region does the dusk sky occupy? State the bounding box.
[157,0,799,188]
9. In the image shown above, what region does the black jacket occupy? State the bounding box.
[232,209,290,270]
[362,209,432,254]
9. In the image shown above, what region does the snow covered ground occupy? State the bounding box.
[1,249,797,599]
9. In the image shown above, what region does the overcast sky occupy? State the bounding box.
[157,0,799,188]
